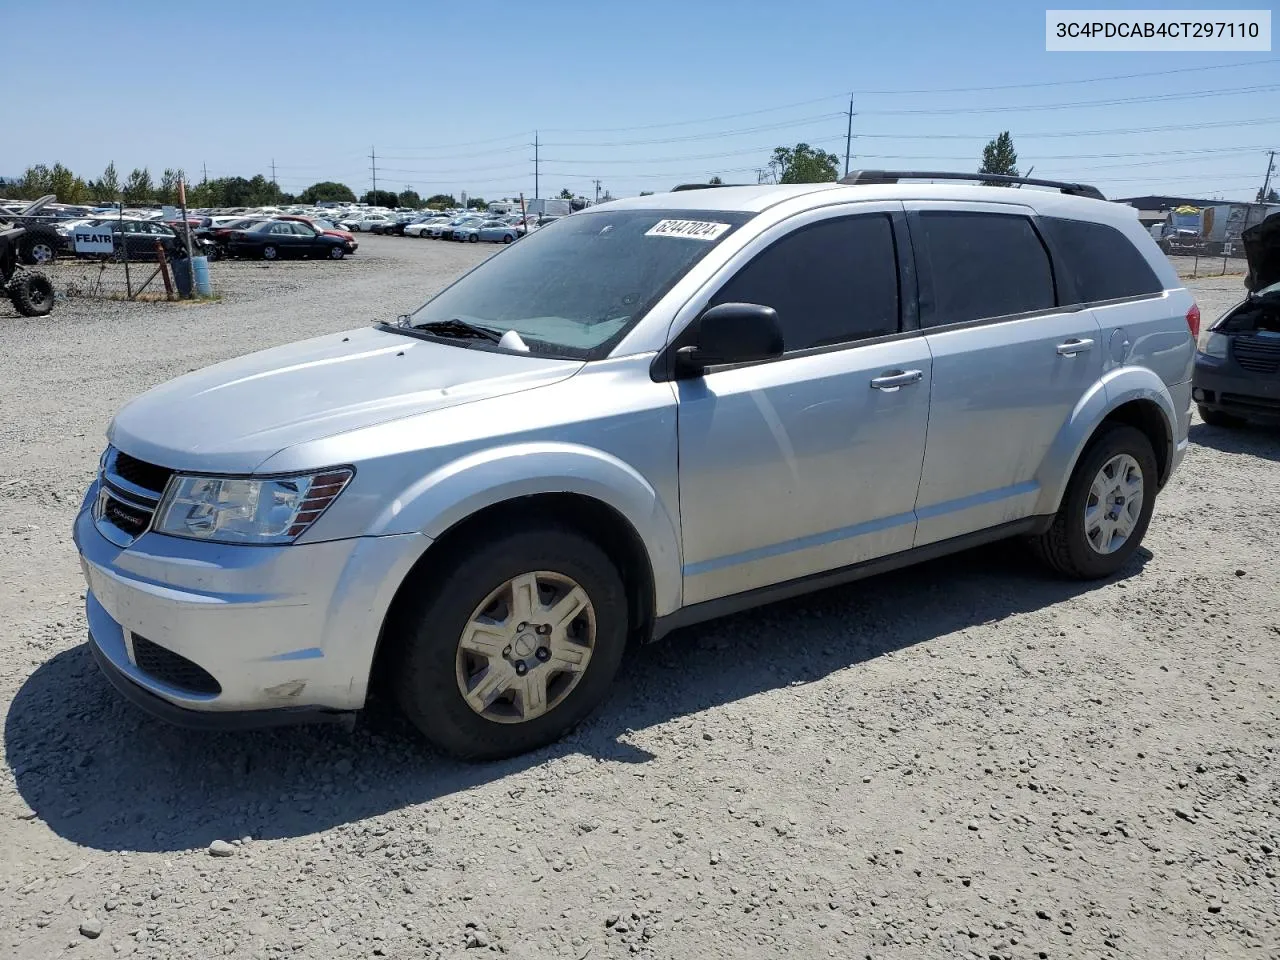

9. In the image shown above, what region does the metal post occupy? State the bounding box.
[178,176,195,298]
[370,146,377,205]
[843,94,854,177]
[118,201,132,299]
[1261,150,1276,201]
[534,132,539,200]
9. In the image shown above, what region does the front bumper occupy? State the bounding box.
[1193,355,1280,419]
[74,486,430,721]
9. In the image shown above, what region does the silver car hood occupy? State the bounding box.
[107,326,583,473]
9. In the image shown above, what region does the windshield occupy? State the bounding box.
[408,208,753,359]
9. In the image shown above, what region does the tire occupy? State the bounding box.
[390,523,628,761]
[1031,423,1158,580]
[502,233,513,244]
[328,245,345,260]
[19,228,60,266]
[468,233,479,243]
[262,245,278,261]
[1197,404,1243,428]
[8,271,55,317]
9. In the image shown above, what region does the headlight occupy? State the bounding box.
[1196,329,1228,359]
[153,468,352,544]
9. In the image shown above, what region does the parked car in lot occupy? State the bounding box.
[1192,212,1280,425]
[225,220,355,260]
[341,213,394,233]
[74,173,1196,761]
[454,219,519,243]
[276,215,358,250]
[405,216,451,237]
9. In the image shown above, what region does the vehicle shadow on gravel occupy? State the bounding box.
[1189,421,1280,462]
[5,540,1144,853]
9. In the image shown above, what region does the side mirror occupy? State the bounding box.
[674,302,783,377]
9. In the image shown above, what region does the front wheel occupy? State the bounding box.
[1197,404,1243,428]
[468,233,479,243]
[1031,423,1158,579]
[329,245,345,260]
[390,524,628,761]
[262,245,278,261]
[502,233,514,244]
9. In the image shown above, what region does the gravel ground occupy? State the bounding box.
[1,239,1277,960]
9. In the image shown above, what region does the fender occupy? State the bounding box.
[369,441,683,616]
[1032,365,1178,517]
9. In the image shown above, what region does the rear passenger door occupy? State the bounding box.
[906,203,1103,546]
[674,206,934,605]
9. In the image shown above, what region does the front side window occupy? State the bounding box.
[708,213,901,351]
[409,209,753,359]
[915,211,1055,326]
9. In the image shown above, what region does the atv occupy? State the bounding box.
[1,217,56,317]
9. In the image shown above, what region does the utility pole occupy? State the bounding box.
[370,146,378,204]
[270,158,277,191]
[1260,150,1276,201]
[843,94,855,177]
[594,179,601,203]
[201,161,207,183]
[533,132,540,200]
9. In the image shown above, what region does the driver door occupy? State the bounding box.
[674,206,932,606]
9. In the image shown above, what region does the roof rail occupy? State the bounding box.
[670,182,751,192]
[840,170,1106,201]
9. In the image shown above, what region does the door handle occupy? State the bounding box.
[1056,337,1094,356]
[870,369,924,391]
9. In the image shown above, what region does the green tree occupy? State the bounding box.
[49,163,88,204]
[708,175,723,185]
[1261,187,1279,202]
[17,164,53,199]
[639,191,655,196]
[398,188,422,208]
[557,187,574,199]
[769,143,839,184]
[979,131,1019,184]
[90,161,120,200]
[468,197,487,210]
[298,181,356,204]
[362,189,399,207]
[122,167,154,203]
[425,193,457,208]
[156,168,179,205]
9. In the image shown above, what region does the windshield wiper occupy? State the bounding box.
[415,318,503,343]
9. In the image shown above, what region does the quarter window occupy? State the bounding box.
[915,211,1055,326]
[709,214,900,351]
[1039,217,1163,303]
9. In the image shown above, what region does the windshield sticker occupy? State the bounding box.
[645,219,731,241]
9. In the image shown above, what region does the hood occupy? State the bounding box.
[1242,212,1280,292]
[108,326,583,473]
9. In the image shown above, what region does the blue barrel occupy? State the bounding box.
[171,258,193,297]
[191,256,212,296]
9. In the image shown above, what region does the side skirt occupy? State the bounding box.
[650,515,1054,642]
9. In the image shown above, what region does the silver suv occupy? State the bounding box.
[74,172,1197,759]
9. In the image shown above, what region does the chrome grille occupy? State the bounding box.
[93,447,171,547]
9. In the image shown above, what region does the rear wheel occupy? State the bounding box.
[1197,404,1244,428]
[1031,423,1157,579]
[391,524,628,760]
[8,271,55,317]
[502,233,514,244]
[19,228,60,266]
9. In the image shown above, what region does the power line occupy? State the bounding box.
[855,116,1280,140]
[533,59,1278,135]
[858,83,1280,117]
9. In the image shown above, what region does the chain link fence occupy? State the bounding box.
[1166,250,1249,280]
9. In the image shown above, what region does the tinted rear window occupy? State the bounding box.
[1040,217,1164,303]
[915,211,1056,326]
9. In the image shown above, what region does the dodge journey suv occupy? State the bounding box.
[74,171,1197,760]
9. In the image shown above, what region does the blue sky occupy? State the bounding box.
[1,0,1277,201]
